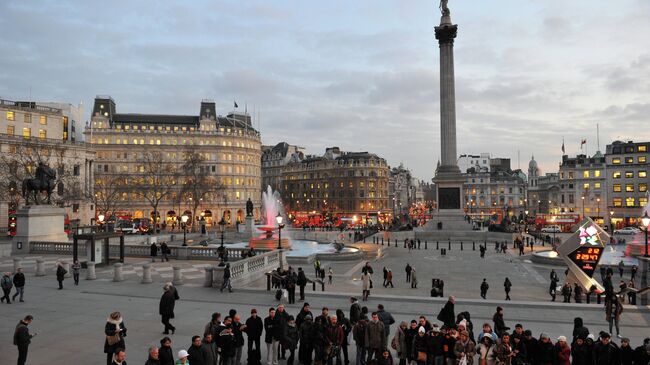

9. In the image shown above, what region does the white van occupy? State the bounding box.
[541,225,561,233]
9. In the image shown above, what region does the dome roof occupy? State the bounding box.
[528,155,538,169]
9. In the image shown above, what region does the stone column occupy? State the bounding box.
[204,266,214,287]
[172,266,183,286]
[113,263,124,282]
[62,261,71,278]
[35,259,46,276]
[86,261,96,280]
[13,258,22,273]
[435,22,460,173]
[141,263,153,284]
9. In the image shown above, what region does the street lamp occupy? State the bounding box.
[276,213,285,269]
[609,210,614,232]
[581,196,585,219]
[181,214,189,246]
[97,214,105,232]
[641,211,650,258]
[596,197,601,224]
[218,217,226,265]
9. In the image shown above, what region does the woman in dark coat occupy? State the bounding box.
[159,284,178,334]
[150,242,158,262]
[56,262,67,289]
[437,296,456,329]
[104,311,127,365]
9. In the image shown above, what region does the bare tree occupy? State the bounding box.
[180,149,224,232]
[91,173,129,220]
[136,151,179,232]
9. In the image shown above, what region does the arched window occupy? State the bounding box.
[57,182,64,195]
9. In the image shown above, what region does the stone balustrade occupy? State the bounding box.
[212,249,285,289]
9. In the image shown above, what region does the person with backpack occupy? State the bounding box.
[1,272,13,303]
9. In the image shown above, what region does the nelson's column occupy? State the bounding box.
[431,0,468,230]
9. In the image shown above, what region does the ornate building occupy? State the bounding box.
[527,155,560,216]
[277,147,390,225]
[606,140,649,228]
[558,152,607,224]
[86,96,262,227]
[0,98,95,230]
[261,142,305,192]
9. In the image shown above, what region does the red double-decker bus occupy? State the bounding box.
[535,213,580,232]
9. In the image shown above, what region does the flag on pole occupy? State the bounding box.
[580,139,586,149]
[234,101,238,108]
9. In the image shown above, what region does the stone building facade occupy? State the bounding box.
[86,96,262,227]
[527,156,560,215]
[261,142,305,192]
[605,140,649,228]
[0,98,95,230]
[557,152,607,224]
[277,147,390,224]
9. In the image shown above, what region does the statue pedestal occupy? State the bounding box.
[12,206,69,254]
[244,216,255,239]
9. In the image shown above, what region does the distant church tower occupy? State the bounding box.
[528,155,539,188]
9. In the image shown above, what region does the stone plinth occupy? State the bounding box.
[12,205,68,254]
[245,216,255,238]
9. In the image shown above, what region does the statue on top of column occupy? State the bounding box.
[439,0,450,16]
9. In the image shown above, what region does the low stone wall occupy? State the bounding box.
[212,249,284,288]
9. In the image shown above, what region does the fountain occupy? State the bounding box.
[248,186,291,249]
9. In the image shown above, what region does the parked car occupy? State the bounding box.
[614,226,641,235]
[541,225,561,233]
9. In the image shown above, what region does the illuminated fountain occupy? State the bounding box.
[248,186,291,249]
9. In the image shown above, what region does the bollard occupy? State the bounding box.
[363,237,366,243]
[203,266,213,287]
[267,274,272,291]
[448,241,451,250]
[373,237,376,244]
[62,261,71,278]
[35,259,46,276]
[395,240,398,248]
[381,238,384,245]
[425,241,428,249]
[113,263,124,282]
[172,266,183,286]
[86,261,96,280]
[436,241,439,250]
[461,241,463,251]
[13,258,22,273]
[473,242,476,251]
[141,263,153,284]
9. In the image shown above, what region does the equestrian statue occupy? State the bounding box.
[22,162,57,205]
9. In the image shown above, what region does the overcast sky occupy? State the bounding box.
[1,0,649,181]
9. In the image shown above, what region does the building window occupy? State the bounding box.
[640,171,647,178]
[639,145,647,152]
[625,157,634,163]
[73,165,80,176]
[639,156,647,163]
[583,171,589,178]
[568,172,574,179]
[22,127,31,139]
[641,197,648,207]
[583,183,589,189]
[39,115,47,125]
[7,111,15,120]
[594,182,601,189]
[613,198,622,207]
[72,203,79,213]
[38,129,46,139]
[625,184,634,192]
[613,171,621,179]
[7,125,14,135]
[594,170,601,177]
[612,158,621,164]
[625,171,634,178]
[640,183,647,192]
[625,197,635,207]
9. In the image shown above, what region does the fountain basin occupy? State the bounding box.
[249,237,291,250]
[220,240,363,262]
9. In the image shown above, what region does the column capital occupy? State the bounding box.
[435,24,458,45]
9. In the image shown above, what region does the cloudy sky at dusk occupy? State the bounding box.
[1,0,649,181]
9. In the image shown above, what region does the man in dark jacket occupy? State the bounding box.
[188,335,207,365]
[405,263,412,283]
[325,316,344,365]
[297,268,308,301]
[150,242,158,262]
[349,297,361,325]
[56,262,66,289]
[221,263,233,292]
[145,346,161,365]
[233,314,246,365]
[365,312,386,363]
[12,267,26,302]
[437,296,456,329]
[14,315,35,365]
[245,309,264,355]
[592,332,619,365]
[376,304,395,339]
[480,279,489,299]
[160,241,170,262]
[492,307,508,337]
[201,334,217,365]
[296,303,313,330]
[159,284,179,334]
[265,308,279,365]
[220,320,238,365]
[522,330,539,365]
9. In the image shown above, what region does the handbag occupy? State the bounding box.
[459,356,467,365]
[417,351,427,362]
[106,332,121,346]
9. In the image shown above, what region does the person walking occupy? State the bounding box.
[361,271,371,301]
[630,265,638,281]
[405,264,412,283]
[221,263,233,293]
[336,309,352,365]
[385,270,394,288]
[314,260,321,278]
[328,267,334,285]
[437,296,456,329]
[14,315,36,365]
[1,271,13,303]
[382,267,388,287]
[618,260,625,278]
[71,259,81,285]
[550,276,559,302]
[12,267,25,302]
[159,284,178,335]
[480,244,486,258]
[160,241,170,262]
[286,269,297,304]
[297,268,307,301]
[104,311,127,365]
[504,277,512,301]
[410,269,418,289]
[56,262,67,290]
[480,278,489,299]
[151,242,158,262]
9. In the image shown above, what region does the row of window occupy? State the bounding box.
[466,187,524,194]
[612,171,647,179]
[5,111,48,124]
[612,197,649,207]
[287,200,387,211]
[612,183,648,193]
[92,136,256,149]
[612,155,647,164]
[6,126,47,139]
[463,197,519,207]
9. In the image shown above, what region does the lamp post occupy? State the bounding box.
[609,210,614,232]
[218,217,226,265]
[581,196,585,219]
[641,211,650,258]
[181,214,189,246]
[596,197,601,225]
[276,213,285,269]
[97,214,105,232]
